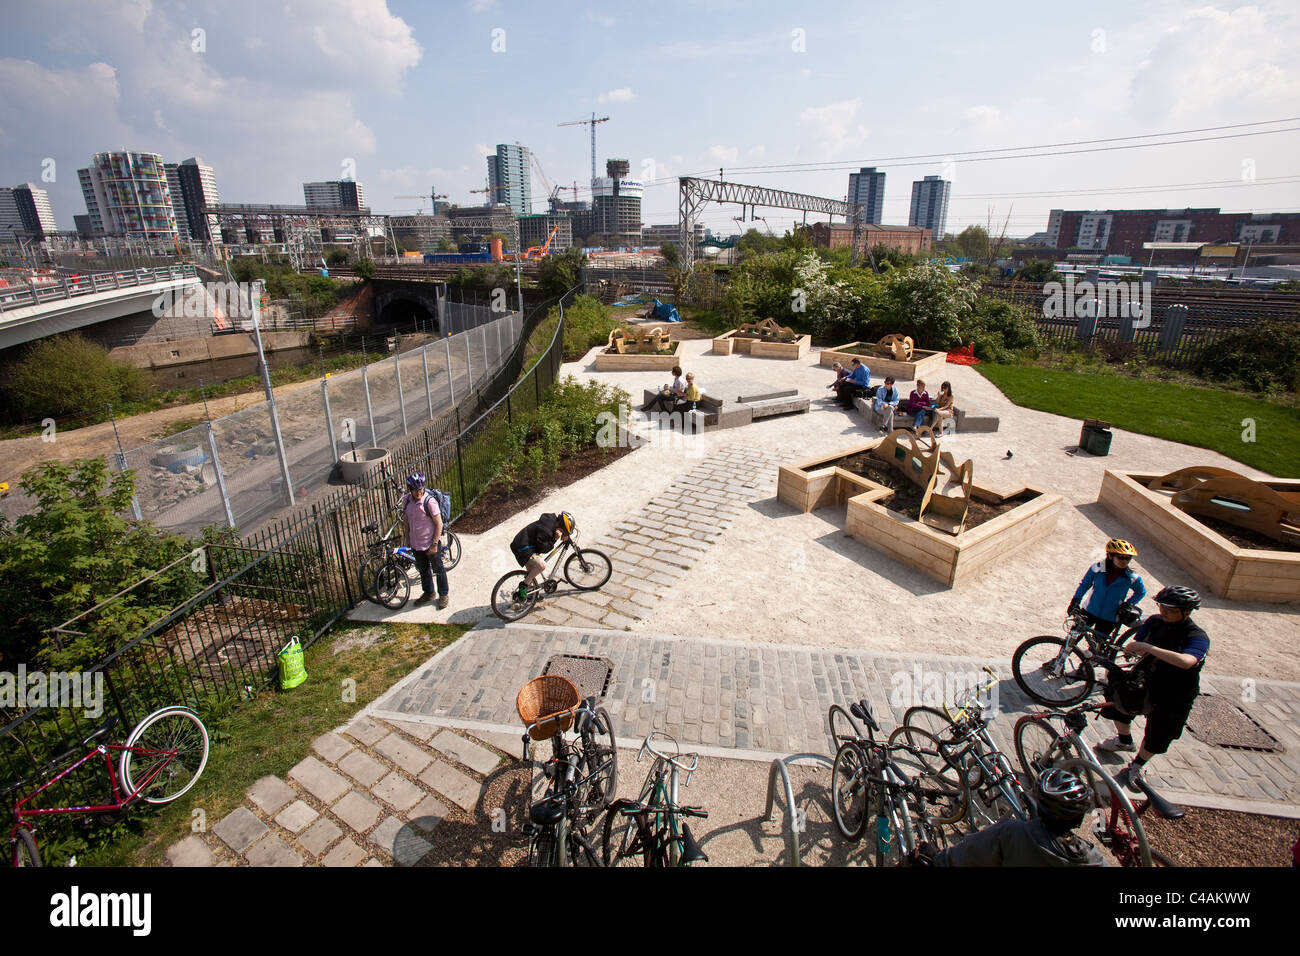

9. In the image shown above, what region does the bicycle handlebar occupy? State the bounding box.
[638,732,700,776]
[522,703,596,744]
[943,665,999,724]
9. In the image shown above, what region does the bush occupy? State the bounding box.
[538,248,586,299]
[559,294,620,360]
[4,333,150,421]
[1194,318,1300,393]
[960,298,1042,363]
[494,376,627,490]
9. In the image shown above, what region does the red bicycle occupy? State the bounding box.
[9,705,210,867]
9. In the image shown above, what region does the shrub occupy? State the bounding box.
[558,294,620,360]
[960,298,1042,363]
[1194,318,1300,393]
[495,376,627,488]
[538,248,586,299]
[5,333,150,421]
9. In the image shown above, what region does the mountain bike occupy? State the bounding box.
[516,677,618,867]
[600,731,709,867]
[1012,701,1175,867]
[1012,611,1140,707]
[491,524,612,622]
[358,510,460,606]
[9,706,209,867]
[890,666,1031,827]
[830,700,952,867]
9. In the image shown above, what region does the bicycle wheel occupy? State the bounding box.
[12,828,40,867]
[831,741,872,842]
[567,821,602,867]
[564,548,612,591]
[120,706,210,804]
[529,826,558,867]
[358,552,386,604]
[1096,787,1153,868]
[1012,713,1090,793]
[491,571,537,622]
[1012,636,1096,707]
[827,704,863,754]
[373,560,411,610]
[600,801,646,867]
[580,707,618,813]
[887,726,967,825]
[902,705,956,742]
[439,529,462,571]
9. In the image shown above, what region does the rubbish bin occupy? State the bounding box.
[1080,419,1112,456]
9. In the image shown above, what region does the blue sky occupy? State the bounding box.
[2,0,1298,236]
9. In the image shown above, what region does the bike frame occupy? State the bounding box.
[10,739,179,842]
[940,668,1030,824]
[524,704,606,866]
[632,734,701,866]
[1044,616,1137,680]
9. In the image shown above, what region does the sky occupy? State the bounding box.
[2,0,1299,239]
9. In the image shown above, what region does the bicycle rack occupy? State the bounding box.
[763,753,833,867]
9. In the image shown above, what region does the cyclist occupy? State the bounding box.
[1097,585,1210,793]
[510,511,575,596]
[399,473,449,609]
[1068,538,1146,637]
[917,768,1108,867]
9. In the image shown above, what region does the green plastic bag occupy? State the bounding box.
[278,638,308,690]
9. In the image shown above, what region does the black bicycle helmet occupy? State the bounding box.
[1154,585,1200,611]
[1035,768,1093,825]
[1117,602,1142,626]
[406,472,425,492]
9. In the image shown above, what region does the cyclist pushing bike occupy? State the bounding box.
[510,511,575,597]
[918,768,1108,867]
[400,473,450,609]
[1068,538,1146,637]
[1095,585,1209,794]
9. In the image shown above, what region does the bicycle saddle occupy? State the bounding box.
[681,823,709,864]
[1133,777,1185,820]
[81,715,120,746]
[529,794,565,825]
[849,701,880,733]
[361,522,378,534]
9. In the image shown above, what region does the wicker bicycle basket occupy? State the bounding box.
[515,675,582,740]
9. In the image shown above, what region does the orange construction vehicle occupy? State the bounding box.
[522,224,560,260]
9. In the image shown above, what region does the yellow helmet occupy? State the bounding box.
[1105,538,1137,557]
[559,512,575,535]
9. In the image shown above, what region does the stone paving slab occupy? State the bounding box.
[372,621,1300,813]
[212,806,268,853]
[246,776,297,816]
[289,756,351,805]
[274,800,319,834]
[430,730,501,775]
[166,835,214,867]
[245,833,303,867]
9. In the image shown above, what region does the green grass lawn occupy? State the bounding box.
[976,364,1300,477]
[68,620,467,867]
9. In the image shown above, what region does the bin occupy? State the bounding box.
[1080,419,1112,456]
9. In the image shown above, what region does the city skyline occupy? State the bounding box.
[1,1,1298,238]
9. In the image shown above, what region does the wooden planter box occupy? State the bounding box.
[1098,470,1300,603]
[819,342,948,382]
[593,339,686,371]
[777,441,1064,587]
[712,329,812,359]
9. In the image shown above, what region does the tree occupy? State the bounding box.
[880,260,978,348]
[325,249,350,266]
[953,225,990,262]
[870,244,918,270]
[1015,259,1063,284]
[538,247,586,299]
[5,333,150,422]
[659,242,680,268]
[436,237,456,252]
[354,259,375,280]
[0,459,198,670]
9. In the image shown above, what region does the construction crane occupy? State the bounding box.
[395,194,432,213]
[522,224,561,260]
[558,113,610,184]
[522,144,566,213]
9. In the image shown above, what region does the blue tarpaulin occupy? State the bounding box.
[651,298,681,323]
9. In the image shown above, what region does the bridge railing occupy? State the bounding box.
[0,264,197,313]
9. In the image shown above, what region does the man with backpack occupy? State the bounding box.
[400,472,450,609]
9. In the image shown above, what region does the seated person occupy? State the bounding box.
[919,768,1108,867]
[642,365,685,412]
[908,379,931,430]
[826,362,849,395]
[872,377,900,431]
[930,381,955,431]
[835,358,872,408]
[669,372,702,418]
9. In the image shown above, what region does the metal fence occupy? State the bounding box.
[114,299,517,538]
[0,286,575,809]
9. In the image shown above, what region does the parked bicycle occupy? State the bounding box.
[491,521,611,622]
[9,706,210,867]
[358,501,460,608]
[1013,700,1179,867]
[829,700,952,867]
[890,667,1032,827]
[1012,608,1141,707]
[516,676,618,867]
[600,731,709,867]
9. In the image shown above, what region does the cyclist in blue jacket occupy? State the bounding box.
[1068,538,1146,637]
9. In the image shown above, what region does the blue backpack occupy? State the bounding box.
[425,488,451,523]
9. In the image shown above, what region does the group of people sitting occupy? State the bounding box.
[828,358,955,433]
[641,365,702,417]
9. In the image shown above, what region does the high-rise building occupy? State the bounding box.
[1,184,58,238]
[165,158,221,244]
[303,180,366,210]
[848,167,885,225]
[486,144,532,216]
[909,175,950,241]
[0,188,22,240]
[1042,207,1300,254]
[77,151,177,239]
[590,158,641,244]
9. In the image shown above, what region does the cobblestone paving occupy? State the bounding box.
[372,623,1300,812]
[526,442,796,629]
[166,716,509,867]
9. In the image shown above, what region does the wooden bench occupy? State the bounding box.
[852,396,997,434]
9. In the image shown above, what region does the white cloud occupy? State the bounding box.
[310,0,421,94]
[798,99,868,154]
[470,0,498,11]
[474,143,496,157]
[705,145,739,165]
[597,87,635,103]
[747,145,766,158]
[961,104,1004,130]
